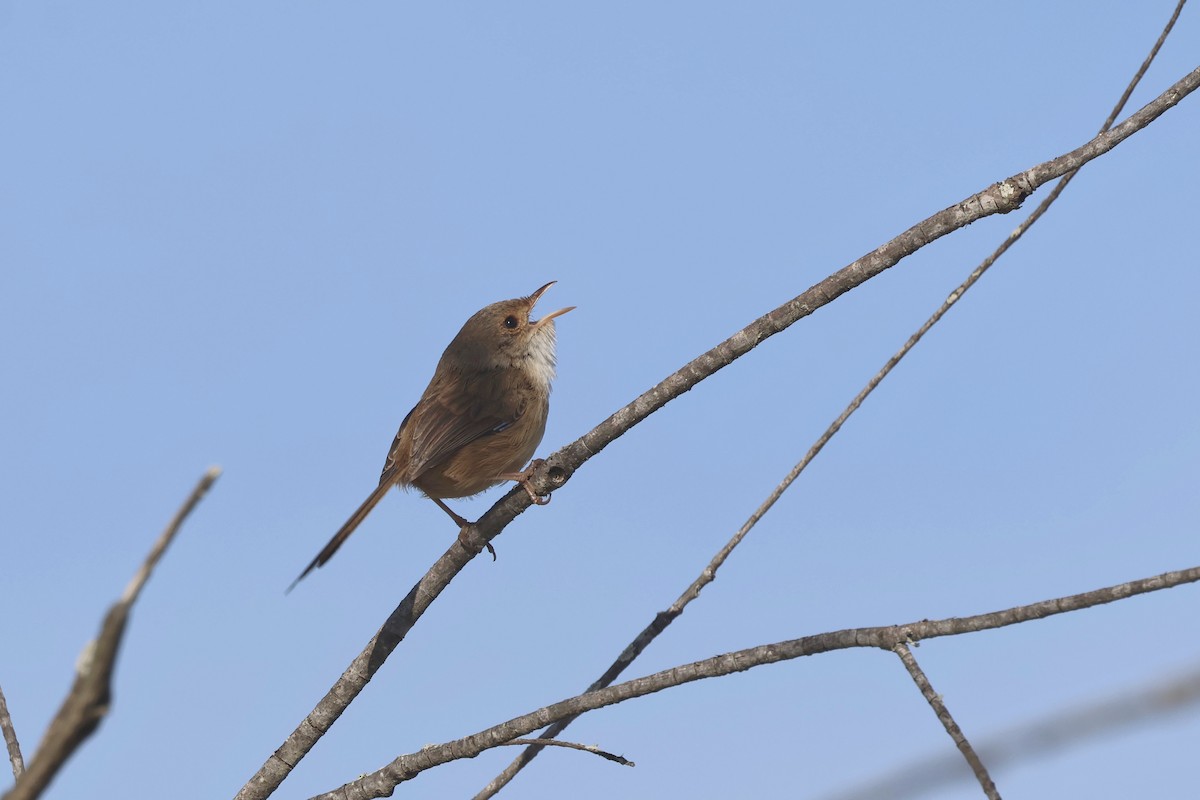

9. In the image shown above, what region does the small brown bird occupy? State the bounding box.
[289,281,573,590]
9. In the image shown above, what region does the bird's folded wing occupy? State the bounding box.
[380,369,528,485]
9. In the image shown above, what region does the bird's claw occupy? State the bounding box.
[498,459,553,506]
[456,524,497,561]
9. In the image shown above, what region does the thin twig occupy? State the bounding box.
[4,468,221,800]
[237,66,1200,800]
[0,684,23,782]
[821,658,1200,800]
[475,6,1191,794]
[499,739,633,767]
[893,643,1000,800]
[312,564,1200,800]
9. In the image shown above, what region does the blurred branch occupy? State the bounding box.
[313,565,1200,799]
[893,643,999,799]
[3,468,220,800]
[821,659,1200,800]
[476,5,1191,794]
[0,685,23,782]
[238,65,1200,800]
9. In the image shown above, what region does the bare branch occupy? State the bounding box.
[4,468,221,800]
[0,685,23,782]
[821,659,1200,800]
[313,565,1200,799]
[893,643,999,799]
[476,8,1192,793]
[546,65,1200,484]
[499,739,633,767]
[238,66,1200,800]
[1101,0,1188,133]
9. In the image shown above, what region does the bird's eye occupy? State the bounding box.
[503,315,519,329]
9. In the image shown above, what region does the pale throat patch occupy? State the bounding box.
[523,326,558,388]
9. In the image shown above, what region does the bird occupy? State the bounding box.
[288,281,573,591]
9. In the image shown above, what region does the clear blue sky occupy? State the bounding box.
[2,4,1198,799]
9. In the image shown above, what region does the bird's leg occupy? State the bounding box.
[429,495,469,527]
[497,459,552,506]
[430,496,496,560]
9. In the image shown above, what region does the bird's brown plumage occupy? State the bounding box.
[288,282,572,591]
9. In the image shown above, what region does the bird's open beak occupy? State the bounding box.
[529,281,575,326]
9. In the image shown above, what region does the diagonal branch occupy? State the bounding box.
[476,6,1192,794]
[820,659,1200,800]
[893,643,1000,799]
[546,64,1200,481]
[236,65,1200,800]
[0,684,23,782]
[4,468,221,800]
[315,564,1200,800]
[499,739,633,767]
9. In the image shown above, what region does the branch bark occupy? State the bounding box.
[476,8,1191,790]
[313,564,1200,799]
[821,658,1200,800]
[0,685,23,782]
[236,64,1200,800]
[893,643,999,799]
[499,739,633,767]
[3,468,220,800]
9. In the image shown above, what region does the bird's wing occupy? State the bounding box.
[380,368,528,485]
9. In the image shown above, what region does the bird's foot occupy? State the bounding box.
[433,495,495,560]
[457,524,497,561]
[498,459,552,506]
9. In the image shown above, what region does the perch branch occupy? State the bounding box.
[237,64,1200,800]
[475,7,1192,793]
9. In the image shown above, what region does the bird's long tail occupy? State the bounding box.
[287,480,394,592]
